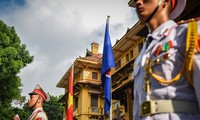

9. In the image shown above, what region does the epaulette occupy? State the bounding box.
[177,17,200,25]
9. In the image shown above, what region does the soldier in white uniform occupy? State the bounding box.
[28,84,50,120]
[131,0,200,119]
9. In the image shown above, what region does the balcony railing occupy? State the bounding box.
[73,108,79,116]
[88,107,102,116]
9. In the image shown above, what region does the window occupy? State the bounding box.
[91,95,98,107]
[130,50,133,59]
[91,95,99,113]
[92,72,98,80]
[116,60,121,69]
[138,42,143,51]
[126,53,129,62]
[74,97,78,109]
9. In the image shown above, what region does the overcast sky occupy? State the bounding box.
[0,0,138,99]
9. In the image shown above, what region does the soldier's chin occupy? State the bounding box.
[139,18,146,24]
[137,15,146,23]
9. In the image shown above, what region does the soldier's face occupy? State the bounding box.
[28,94,40,108]
[134,0,160,22]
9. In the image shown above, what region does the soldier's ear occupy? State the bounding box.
[38,97,44,103]
[162,0,171,12]
[163,0,170,6]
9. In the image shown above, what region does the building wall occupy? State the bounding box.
[78,86,90,120]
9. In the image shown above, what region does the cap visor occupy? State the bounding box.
[29,92,38,95]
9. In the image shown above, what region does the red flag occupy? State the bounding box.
[66,65,73,120]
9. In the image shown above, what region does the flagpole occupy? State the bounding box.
[107,15,112,120]
[110,78,112,120]
[110,82,112,120]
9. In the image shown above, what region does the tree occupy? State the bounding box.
[0,19,33,119]
[43,94,64,120]
[13,104,31,120]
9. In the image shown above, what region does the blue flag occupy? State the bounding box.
[101,17,115,115]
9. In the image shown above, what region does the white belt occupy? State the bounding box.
[140,100,199,116]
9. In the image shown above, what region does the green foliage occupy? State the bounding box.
[43,94,64,120]
[0,104,14,120]
[12,104,32,120]
[0,19,63,120]
[0,19,33,119]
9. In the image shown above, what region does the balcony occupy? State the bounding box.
[88,107,102,116]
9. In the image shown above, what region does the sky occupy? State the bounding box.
[0,0,138,99]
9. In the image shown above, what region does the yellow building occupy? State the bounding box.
[57,42,105,120]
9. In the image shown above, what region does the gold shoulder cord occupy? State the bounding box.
[185,20,198,86]
[33,112,38,120]
[148,20,198,85]
[144,59,151,100]
[33,111,48,120]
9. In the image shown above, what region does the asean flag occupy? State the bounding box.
[101,16,115,115]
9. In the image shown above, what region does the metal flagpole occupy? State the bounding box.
[110,83,112,120]
[107,15,112,120]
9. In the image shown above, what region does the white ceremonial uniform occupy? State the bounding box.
[133,19,200,120]
[28,108,48,120]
